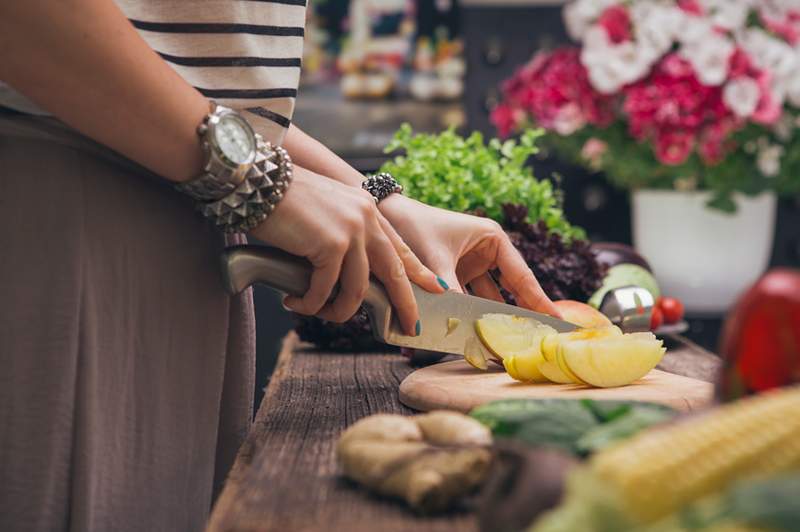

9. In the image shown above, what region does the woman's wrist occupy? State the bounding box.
[376,193,414,223]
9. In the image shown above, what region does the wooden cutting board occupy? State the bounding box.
[399,360,714,413]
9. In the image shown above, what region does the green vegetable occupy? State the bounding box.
[470,399,675,456]
[379,124,584,240]
[576,406,674,454]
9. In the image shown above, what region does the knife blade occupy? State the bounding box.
[221,245,578,356]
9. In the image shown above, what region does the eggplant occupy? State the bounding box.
[590,242,652,272]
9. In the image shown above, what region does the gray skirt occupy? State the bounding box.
[0,111,256,532]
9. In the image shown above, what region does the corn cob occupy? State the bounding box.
[531,386,800,532]
[592,385,800,524]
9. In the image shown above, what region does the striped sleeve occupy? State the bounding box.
[116,0,307,145]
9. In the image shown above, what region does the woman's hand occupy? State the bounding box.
[379,195,561,317]
[250,166,443,334]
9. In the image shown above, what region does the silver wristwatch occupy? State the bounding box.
[176,102,258,201]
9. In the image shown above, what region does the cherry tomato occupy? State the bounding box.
[659,297,685,324]
[650,306,664,330]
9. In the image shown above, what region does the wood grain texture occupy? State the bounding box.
[207,336,720,532]
[207,334,477,532]
[399,363,714,413]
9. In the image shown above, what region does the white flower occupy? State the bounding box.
[680,32,734,86]
[783,44,800,107]
[680,15,716,46]
[563,0,620,41]
[582,25,656,94]
[723,77,761,118]
[759,0,797,19]
[739,28,797,99]
[630,2,684,57]
[699,0,750,31]
[552,103,587,135]
[757,142,784,177]
[785,71,800,108]
[772,113,795,142]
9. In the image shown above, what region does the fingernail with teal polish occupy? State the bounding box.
[436,276,449,290]
[415,320,421,336]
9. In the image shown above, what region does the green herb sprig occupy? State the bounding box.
[379,124,584,240]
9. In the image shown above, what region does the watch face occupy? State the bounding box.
[214,114,255,165]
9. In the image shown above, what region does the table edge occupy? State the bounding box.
[206,331,300,532]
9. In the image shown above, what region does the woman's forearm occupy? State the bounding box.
[0,0,207,182]
[283,124,365,187]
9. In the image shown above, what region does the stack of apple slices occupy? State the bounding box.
[470,313,666,388]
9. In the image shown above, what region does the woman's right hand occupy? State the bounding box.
[250,166,443,335]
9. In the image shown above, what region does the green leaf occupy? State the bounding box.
[379,124,583,239]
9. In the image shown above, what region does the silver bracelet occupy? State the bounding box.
[361,172,403,204]
[198,137,293,234]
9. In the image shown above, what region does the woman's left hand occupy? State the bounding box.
[379,195,561,317]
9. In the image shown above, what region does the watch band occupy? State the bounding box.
[176,172,240,201]
[176,102,256,201]
[362,172,403,204]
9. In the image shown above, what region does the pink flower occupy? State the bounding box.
[624,55,727,137]
[728,48,755,79]
[623,54,734,165]
[581,138,608,169]
[597,5,632,44]
[751,71,782,125]
[760,11,800,45]
[655,129,695,165]
[660,54,695,78]
[677,0,703,16]
[552,102,586,135]
[498,47,614,136]
[698,119,736,164]
[490,103,523,138]
[726,48,782,125]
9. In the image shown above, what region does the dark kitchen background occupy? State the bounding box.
[253,0,800,407]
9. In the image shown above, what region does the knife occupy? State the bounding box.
[220,245,578,356]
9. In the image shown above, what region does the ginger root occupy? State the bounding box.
[336,412,492,513]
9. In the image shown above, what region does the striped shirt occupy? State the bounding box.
[0,0,306,145]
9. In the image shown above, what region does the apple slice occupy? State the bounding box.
[539,360,576,384]
[446,318,461,336]
[475,314,555,363]
[540,334,575,383]
[463,336,490,370]
[560,332,666,387]
[501,332,554,383]
[539,327,622,384]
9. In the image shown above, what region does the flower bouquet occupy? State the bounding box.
[491,0,800,211]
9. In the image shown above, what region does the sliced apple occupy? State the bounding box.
[463,336,490,370]
[553,300,613,329]
[501,335,551,383]
[560,332,666,387]
[475,314,555,363]
[446,318,461,337]
[539,360,576,384]
[539,327,622,384]
[557,343,589,384]
[540,334,576,383]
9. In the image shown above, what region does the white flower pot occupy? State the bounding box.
[632,189,777,315]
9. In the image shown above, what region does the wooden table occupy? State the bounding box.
[207,333,720,532]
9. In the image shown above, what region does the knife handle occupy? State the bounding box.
[220,245,393,339]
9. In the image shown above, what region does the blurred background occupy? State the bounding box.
[254,0,800,405]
